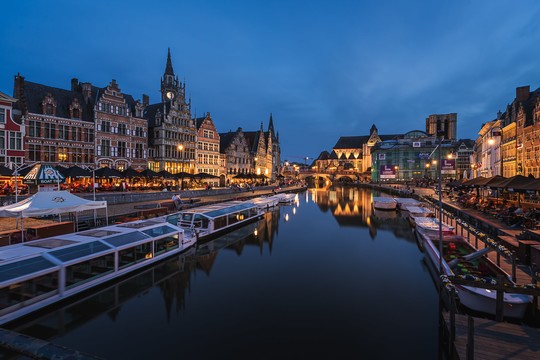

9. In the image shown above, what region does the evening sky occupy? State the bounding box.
[2,0,540,163]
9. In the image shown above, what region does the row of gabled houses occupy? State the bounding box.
[0,49,281,187]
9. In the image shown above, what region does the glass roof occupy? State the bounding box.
[0,256,58,283]
[50,241,112,262]
[118,220,163,229]
[102,231,151,247]
[25,238,77,249]
[78,229,121,238]
[202,203,256,219]
[142,225,177,238]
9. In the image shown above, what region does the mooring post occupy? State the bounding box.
[467,316,475,360]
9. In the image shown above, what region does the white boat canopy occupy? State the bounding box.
[0,190,107,218]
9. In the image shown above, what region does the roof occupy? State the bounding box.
[334,134,398,149]
[219,131,237,151]
[17,80,97,122]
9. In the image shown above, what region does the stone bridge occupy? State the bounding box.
[296,170,370,187]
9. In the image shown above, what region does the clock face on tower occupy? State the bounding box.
[166,91,174,100]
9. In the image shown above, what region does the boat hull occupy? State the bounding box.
[418,231,531,319]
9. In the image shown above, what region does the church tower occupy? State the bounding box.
[160,48,183,103]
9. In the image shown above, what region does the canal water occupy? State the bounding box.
[6,186,441,359]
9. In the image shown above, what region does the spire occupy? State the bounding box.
[260,121,264,132]
[268,113,275,133]
[164,48,174,76]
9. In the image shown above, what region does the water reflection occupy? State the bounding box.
[311,185,414,242]
[6,210,281,352]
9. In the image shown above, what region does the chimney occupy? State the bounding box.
[516,85,530,102]
[71,78,79,92]
[14,73,25,99]
[142,94,149,106]
[81,82,92,104]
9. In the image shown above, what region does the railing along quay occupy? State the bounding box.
[358,182,540,359]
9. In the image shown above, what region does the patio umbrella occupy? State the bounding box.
[60,165,92,178]
[94,167,124,178]
[0,165,13,176]
[140,169,160,178]
[158,170,176,179]
[123,167,141,178]
[192,172,218,179]
[175,171,193,179]
[461,176,486,187]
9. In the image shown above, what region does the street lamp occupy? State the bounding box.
[178,144,185,190]
[394,165,399,182]
[254,157,258,175]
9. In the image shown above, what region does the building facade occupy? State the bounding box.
[94,79,148,171]
[425,113,457,141]
[0,91,24,167]
[195,112,223,186]
[146,49,196,174]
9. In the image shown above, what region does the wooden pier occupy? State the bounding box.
[442,313,540,359]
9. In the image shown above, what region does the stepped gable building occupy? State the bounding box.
[316,125,397,175]
[455,139,474,179]
[94,79,148,171]
[13,75,148,171]
[220,115,280,184]
[145,48,196,174]
[0,90,24,167]
[195,112,223,185]
[219,128,251,183]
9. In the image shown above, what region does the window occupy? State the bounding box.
[29,144,42,161]
[43,146,55,162]
[118,141,127,157]
[101,140,111,157]
[0,108,5,124]
[44,123,56,139]
[135,143,144,158]
[118,123,127,136]
[28,121,41,137]
[8,132,22,150]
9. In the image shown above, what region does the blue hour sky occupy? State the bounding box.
[2,0,540,163]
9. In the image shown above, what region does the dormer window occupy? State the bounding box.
[41,93,57,116]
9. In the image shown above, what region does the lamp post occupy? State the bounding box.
[178,144,184,190]
[437,134,443,274]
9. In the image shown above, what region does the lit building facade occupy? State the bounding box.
[146,49,196,174]
[195,112,223,185]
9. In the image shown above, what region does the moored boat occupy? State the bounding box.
[276,193,297,204]
[0,218,195,325]
[417,230,532,319]
[406,206,435,227]
[372,196,397,210]
[251,195,281,210]
[414,216,454,238]
[166,200,263,242]
[394,197,421,210]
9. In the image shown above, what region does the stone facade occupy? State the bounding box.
[94,79,148,171]
[195,112,223,186]
[146,49,196,174]
[425,113,457,140]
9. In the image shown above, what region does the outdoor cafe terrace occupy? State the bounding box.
[447,174,540,230]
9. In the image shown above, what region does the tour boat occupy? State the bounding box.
[251,195,281,210]
[417,231,532,319]
[0,218,196,325]
[394,197,421,210]
[413,216,455,238]
[372,197,397,210]
[276,193,297,204]
[167,200,263,242]
[405,206,435,227]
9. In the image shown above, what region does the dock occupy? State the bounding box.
[443,313,540,359]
